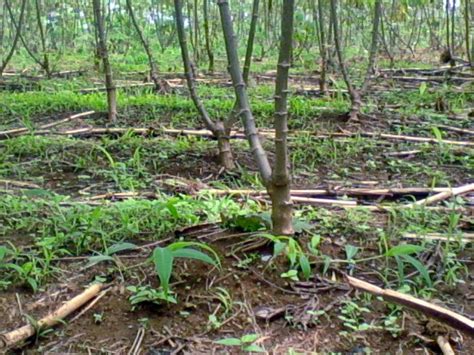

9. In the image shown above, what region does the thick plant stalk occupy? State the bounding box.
[125,0,167,92]
[174,0,234,169]
[0,0,26,76]
[361,0,382,93]
[34,0,51,77]
[203,0,214,73]
[315,0,328,93]
[217,0,271,183]
[270,0,294,235]
[0,283,103,348]
[329,0,361,121]
[242,0,260,85]
[93,0,117,123]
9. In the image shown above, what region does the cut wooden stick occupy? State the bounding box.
[6,124,473,147]
[403,232,474,243]
[407,183,474,207]
[200,187,452,197]
[346,275,474,337]
[0,111,95,139]
[437,336,455,355]
[0,283,103,349]
[0,179,41,189]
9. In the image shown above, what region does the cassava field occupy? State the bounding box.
[0,0,474,353]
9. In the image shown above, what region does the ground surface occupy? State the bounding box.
[0,57,473,353]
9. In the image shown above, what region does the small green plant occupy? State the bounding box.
[151,241,220,298]
[127,285,176,308]
[214,333,264,353]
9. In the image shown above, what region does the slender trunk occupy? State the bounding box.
[93,0,117,122]
[1,0,26,76]
[271,0,294,235]
[125,0,167,92]
[193,0,200,63]
[316,0,327,93]
[451,0,456,57]
[380,7,394,67]
[465,0,471,64]
[217,0,271,183]
[242,0,259,85]
[203,0,214,73]
[446,0,451,53]
[34,0,51,76]
[174,0,234,169]
[329,0,361,121]
[361,0,382,94]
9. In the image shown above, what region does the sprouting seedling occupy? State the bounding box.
[152,241,220,298]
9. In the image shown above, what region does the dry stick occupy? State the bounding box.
[0,283,103,349]
[403,233,474,243]
[201,187,453,197]
[346,276,474,337]
[435,124,474,136]
[408,183,474,207]
[6,125,474,147]
[437,336,455,355]
[0,179,41,189]
[69,287,110,323]
[0,111,95,139]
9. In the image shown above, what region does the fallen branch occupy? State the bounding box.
[346,275,474,337]
[0,283,103,349]
[436,124,474,136]
[6,123,474,147]
[437,336,455,355]
[408,183,474,207]
[403,232,474,243]
[0,111,95,139]
[0,179,41,189]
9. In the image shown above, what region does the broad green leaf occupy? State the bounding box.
[345,245,359,260]
[400,255,432,287]
[152,247,174,295]
[171,248,218,267]
[85,255,115,268]
[107,242,138,255]
[166,242,220,267]
[0,246,7,261]
[273,241,286,256]
[241,334,260,343]
[214,338,242,346]
[299,255,311,280]
[243,344,265,352]
[385,244,424,257]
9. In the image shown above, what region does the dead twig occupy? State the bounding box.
[0,283,104,349]
[346,275,474,337]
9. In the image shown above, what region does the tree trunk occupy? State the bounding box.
[316,0,328,93]
[203,0,214,73]
[174,0,234,170]
[1,0,26,76]
[93,0,117,122]
[34,0,51,76]
[217,0,271,183]
[125,0,168,93]
[329,0,361,121]
[361,0,382,94]
[242,0,260,85]
[270,0,294,235]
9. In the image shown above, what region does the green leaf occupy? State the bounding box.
[299,255,311,280]
[214,338,242,346]
[172,248,218,267]
[152,247,174,295]
[385,244,424,257]
[241,334,259,343]
[0,246,7,261]
[166,242,220,267]
[243,344,265,352]
[85,255,115,268]
[400,255,432,287]
[273,241,286,256]
[107,242,138,255]
[345,245,359,260]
